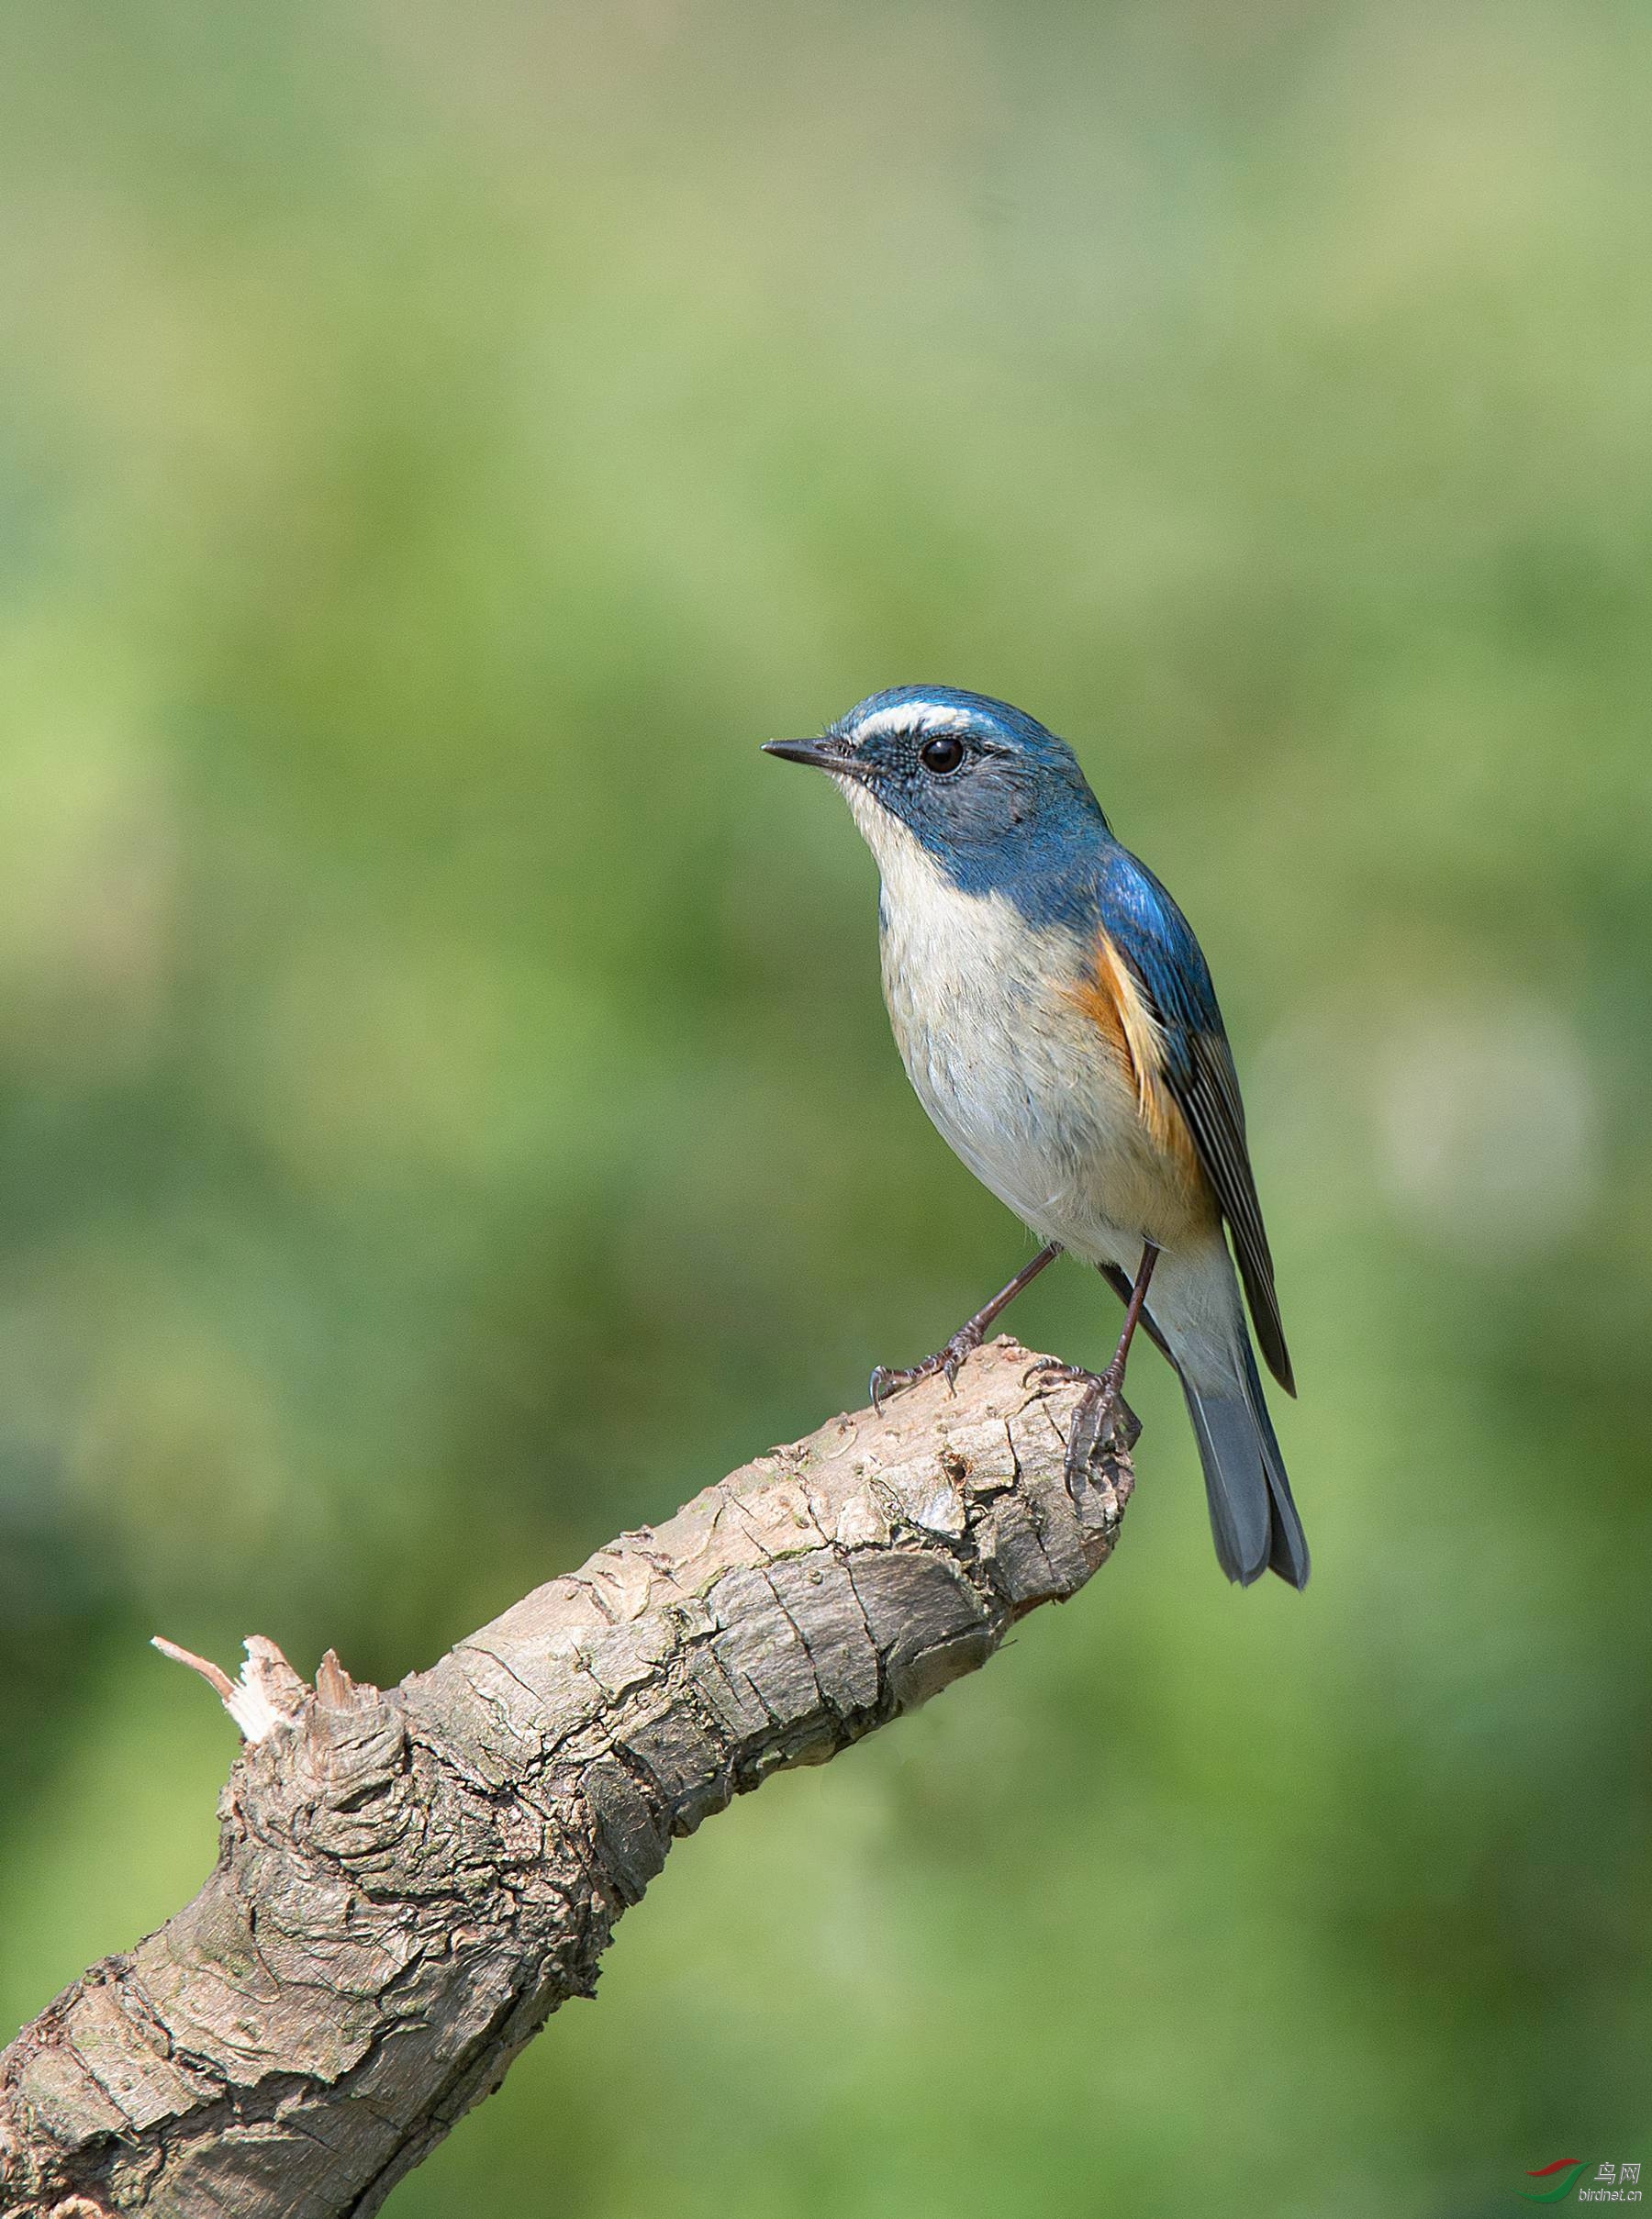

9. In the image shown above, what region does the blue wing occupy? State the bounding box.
[1098,846,1295,1395]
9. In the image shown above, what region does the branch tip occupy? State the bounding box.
[151,1634,305,1744]
[315,1648,356,1706]
[151,1635,238,1705]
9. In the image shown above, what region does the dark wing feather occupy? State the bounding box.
[1099,848,1295,1394]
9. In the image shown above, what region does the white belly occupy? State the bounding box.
[867,825,1200,1266]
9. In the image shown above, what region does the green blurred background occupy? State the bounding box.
[1,2,1648,2212]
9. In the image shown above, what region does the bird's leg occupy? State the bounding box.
[1024,1243,1159,1484]
[870,1243,1062,1412]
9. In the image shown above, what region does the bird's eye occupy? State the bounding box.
[919,734,966,775]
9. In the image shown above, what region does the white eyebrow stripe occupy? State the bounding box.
[851,701,975,742]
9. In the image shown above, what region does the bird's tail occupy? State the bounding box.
[1101,1245,1309,1589]
[1177,1334,1309,1589]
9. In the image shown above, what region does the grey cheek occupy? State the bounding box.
[943,771,1018,838]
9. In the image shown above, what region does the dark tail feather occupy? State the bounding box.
[1177,1338,1310,1590]
[1098,1263,1308,1589]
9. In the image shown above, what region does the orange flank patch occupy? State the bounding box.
[1066,939,1133,1067]
[1066,933,1201,1180]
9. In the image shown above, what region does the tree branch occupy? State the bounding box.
[0,1338,1134,2219]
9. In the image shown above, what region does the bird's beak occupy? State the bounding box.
[762,737,863,777]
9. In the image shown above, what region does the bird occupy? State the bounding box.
[764,685,1308,1589]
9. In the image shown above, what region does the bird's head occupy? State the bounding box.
[763,686,1107,896]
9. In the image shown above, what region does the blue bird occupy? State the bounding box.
[765,685,1308,1589]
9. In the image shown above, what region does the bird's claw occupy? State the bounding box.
[1021,1360,1140,1487]
[1021,1356,1088,1391]
[869,1324,985,1414]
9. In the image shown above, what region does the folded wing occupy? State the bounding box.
[1095,851,1295,1395]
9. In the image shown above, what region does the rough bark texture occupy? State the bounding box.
[0,1338,1133,2219]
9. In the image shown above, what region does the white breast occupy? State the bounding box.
[844,792,1193,1266]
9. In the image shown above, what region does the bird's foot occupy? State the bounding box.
[1021,1358,1141,1488]
[869,1321,987,1413]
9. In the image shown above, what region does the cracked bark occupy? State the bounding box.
[0,1338,1134,2219]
